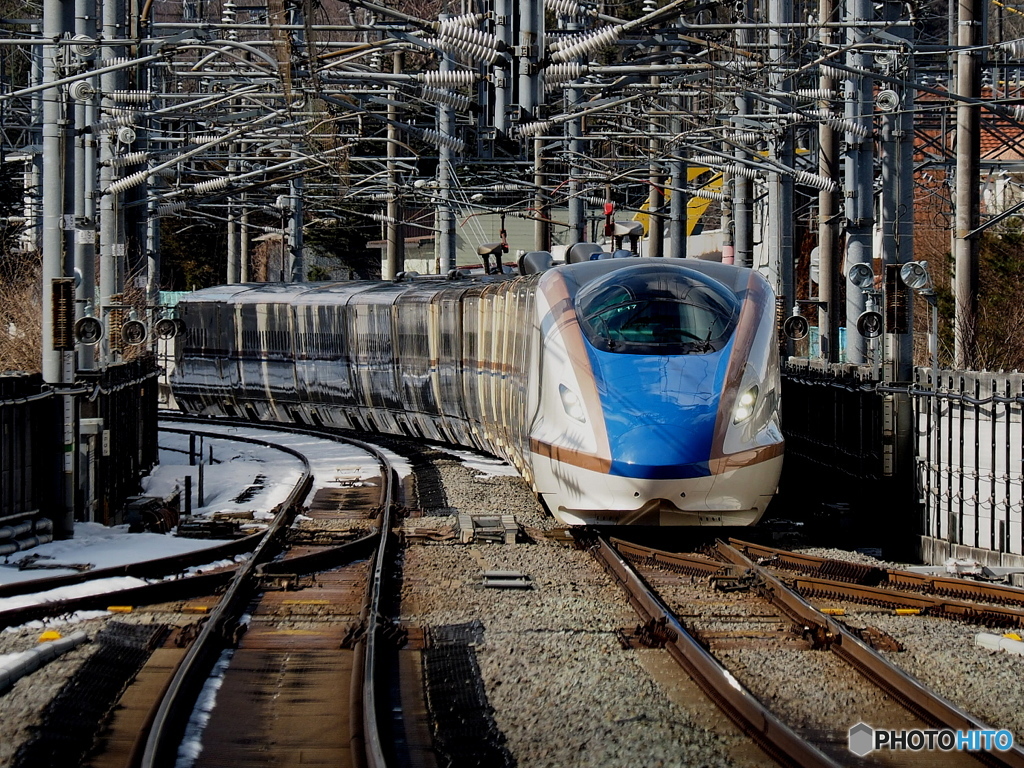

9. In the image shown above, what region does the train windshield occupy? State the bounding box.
[575,265,739,355]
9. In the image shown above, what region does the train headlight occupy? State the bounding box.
[733,385,759,424]
[559,384,587,423]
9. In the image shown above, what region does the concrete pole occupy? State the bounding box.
[74,0,96,371]
[436,24,456,275]
[768,0,794,303]
[565,14,585,247]
[954,0,981,369]
[517,0,542,116]
[23,24,42,255]
[732,0,754,269]
[41,0,68,385]
[226,144,239,283]
[493,0,510,134]
[533,136,550,251]
[818,0,840,362]
[226,201,238,283]
[240,193,250,282]
[669,92,687,259]
[288,172,304,281]
[843,0,875,364]
[646,76,664,258]
[879,1,916,381]
[385,51,404,275]
[98,0,124,363]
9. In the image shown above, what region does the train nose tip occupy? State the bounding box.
[611,423,711,479]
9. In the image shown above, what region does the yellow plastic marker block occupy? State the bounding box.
[107,606,134,613]
[820,608,846,616]
[38,630,62,643]
[1004,632,1023,642]
[895,608,921,615]
[182,605,210,614]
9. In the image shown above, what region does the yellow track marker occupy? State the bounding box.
[895,608,921,615]
[820,608,846,616]
[107,606,134,613]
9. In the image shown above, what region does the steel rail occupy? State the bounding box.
[0,532,261,600]
[787,575,1024,628]
[140,426,315,768]
[342,433,398,768]
[589,534,840,768]
[149,416,398,768]
[729,538,1024,607]
[713,541,1024,768]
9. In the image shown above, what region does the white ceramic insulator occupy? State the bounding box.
[89,114,136,133]
[688,155,723,167]
[546,0,585,16]
[438,13,483,29]
[193,177,231,195]
[550,26,621,63]
[157,201,188,215]
[545,62,585,85]
[689,188,726,202]
[795,88,838,101]
[515,120,554,138]
[109,90,153,103]
[810,109,872,138]
[819,64,844,80]
[418,70,478,87]
[106,169,150,195]
[366,192,396,201]
[726,164,761,181]
[437,36,501,65]
[369,212,397,223]
[489,183,528,192]
[109,151,150,169]
[794,170,837,192]
[420,85,472,111]
[1001,39,1024,58]
[420,128,466,154]
[730,132,762,145]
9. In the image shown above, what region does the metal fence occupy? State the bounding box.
[0,373,61,526]
[912,368,1024,561]
[779,359,916,553]
[0,358,159,537]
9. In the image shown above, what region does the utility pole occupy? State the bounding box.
[767,0,794,303]
[818,0,840,362]
[385,51,404,277]
[844,0,875,364]
[732,0,754,269]
[647,76,664,258]
[954,0,982,369]
[436,18,456,275]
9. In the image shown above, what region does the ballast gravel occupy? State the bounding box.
[0,616,109,767]
[401,450,749,768]
[839,609,1024,743]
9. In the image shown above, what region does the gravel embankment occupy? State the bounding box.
[401,451,755,768]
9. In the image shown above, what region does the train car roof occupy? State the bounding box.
[179,274,521,306]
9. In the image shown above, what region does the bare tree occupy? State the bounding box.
[0,251,42,373]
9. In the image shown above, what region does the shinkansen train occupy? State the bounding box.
[170,257,784,526]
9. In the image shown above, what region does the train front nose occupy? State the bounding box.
[610,419,714,480]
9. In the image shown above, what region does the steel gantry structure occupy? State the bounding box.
[5,0,1024,524]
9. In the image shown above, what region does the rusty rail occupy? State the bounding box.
[730,538,1024,607]
[713,541,1024,768]
[590,534,839,768]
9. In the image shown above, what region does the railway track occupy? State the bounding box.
[728,538,1024,628]
[119,426,413,768]
[1,419,428,768]
[0,424,322,630]
[590,534,1024,768]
